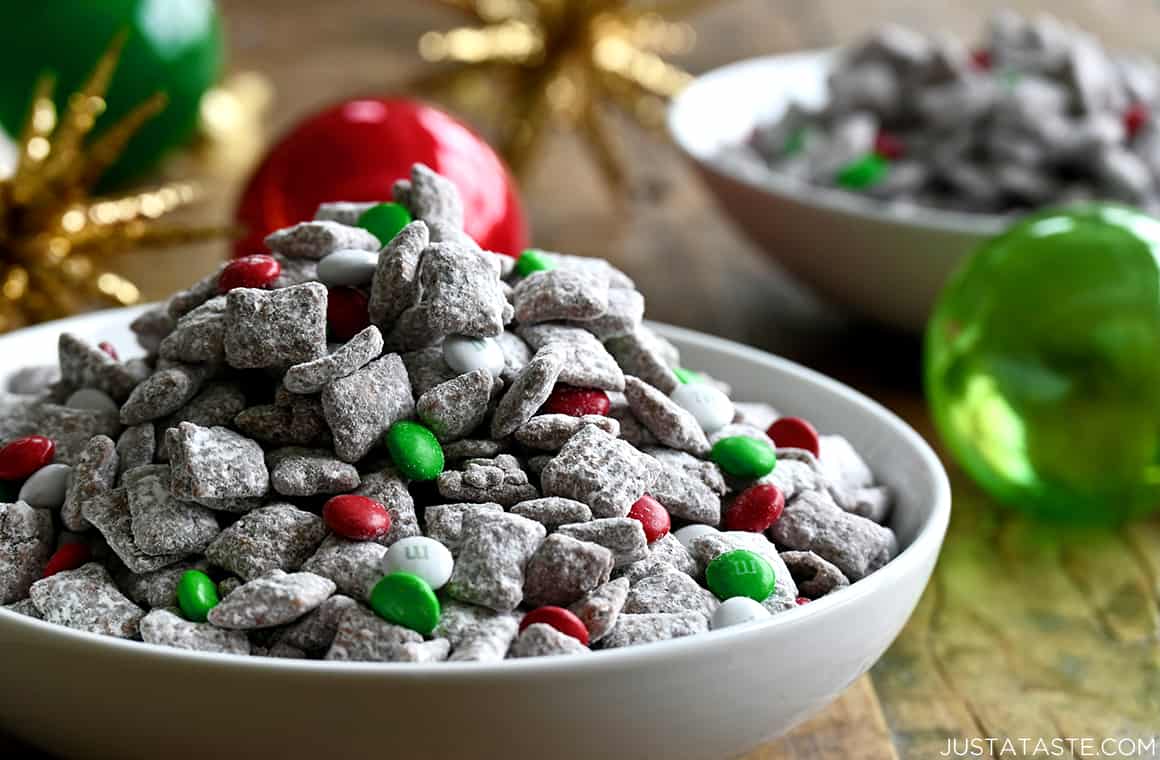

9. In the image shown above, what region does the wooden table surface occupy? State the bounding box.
[7,1,1160,757]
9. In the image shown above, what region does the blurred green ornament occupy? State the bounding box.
[0,0,224,187]
[926,204,1160,523]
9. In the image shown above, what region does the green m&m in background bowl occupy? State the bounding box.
[925,204,1160,523]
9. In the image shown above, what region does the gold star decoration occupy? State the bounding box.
[413,0,718,188]
[0,32,227,332]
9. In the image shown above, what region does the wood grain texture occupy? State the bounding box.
[8,1,1160,757]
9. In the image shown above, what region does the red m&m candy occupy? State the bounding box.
[724,483,785,533]
[627,494,671,543]
[873,131,905,161]
[542,385,611,417]
[327,286,370,341]
[43,543,92,578]
[766,416,821,457]
[0,436,56,480]
[97,341,119,360]
[323,495,393,540]
[1125,102,1149,139]
[218,254,282,293]
[519,606,590,646]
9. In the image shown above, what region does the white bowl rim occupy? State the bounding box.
[0,309,951,679]
[667,49,1011,238]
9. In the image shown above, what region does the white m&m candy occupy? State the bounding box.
[442,334,506,377]
[317,249,379,287]
[670,382,734,434]
[381,536,454,590]
[710,596,771,630]
[18,463,72,510]
[672,524,718,549]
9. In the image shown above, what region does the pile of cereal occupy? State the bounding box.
[736,11,1160,215]
[0,164,897,662]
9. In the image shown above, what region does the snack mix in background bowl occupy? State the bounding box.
[735,10,1160,217]
[0,163,904,662]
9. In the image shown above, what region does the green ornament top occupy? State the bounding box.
[926,204,1160,523]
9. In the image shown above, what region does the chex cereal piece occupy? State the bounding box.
[130,306,175,354]
[323,604,424,662]
[207,571,336,629]
[125,465,220,556]
[599,612,707,649]
[29,563,144,638]
[512,268,610,324]
[437,455,538,506]
[206,503,327,580]
[570,287,645,339]
[116,560,208,609]
[264,220,380,260]
[607,398,657,447]
[354,467,420,545]
[405,163,465,229]
[568,577,629,643]
[234,398,331,448]
[770,489,897,581]
[271,255,319,289]
[417,368,492,442]
[424,502,503,553]
[517,324,625,391]
[387,242,509,350]
[157,383,249,458]
[624,377,709,456]
[733,402,780,431]
[283,326,384,395]
[314,201,376,225]
[8,365,61,395]
[140,608,250,655]
[301,536,387,600]
[277,594,358,654]
[268,448,360,496]
[120,364,208,426]
[442,438,507,461]
[4,598,42,618]
[644,447,725,526]
[606,328,680,395]
[224,283,329,369]
[490,346,565,438]
[167,423,270,503]
[845,485,893,523]
[81,488,184,573]
[218,577,243,599]
[495,331,532,382]
[623,571,719,619]
[166,270,221,320]
[510,623,590,658]
[779,550,851,599]
[0,500,53,604]
[58,333,139,402]
[399,346,457,397]
[541,425,660,518]
[435,599,519,662]
[523,534,614,607]
[0,401,117,465]
[619,533,698,585]
[159,296,227,364]
[322,354,414,463]
[394,638,453,663]
[60,434,117,531]
[817,434,876,492]
[688,531,799,612]
[445,510,546,612]
[535,251,636,290]
[514,414,619,451]
[115,424,156,479]
[558,518,649,569]
[510,496,592,531]
[760,448,825,504]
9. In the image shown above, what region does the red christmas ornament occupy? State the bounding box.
[235,97,528,257]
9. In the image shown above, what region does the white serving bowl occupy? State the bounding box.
[668,51,1008,332]
[0,307,950,760]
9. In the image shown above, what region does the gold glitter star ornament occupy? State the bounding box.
[416,0,716,187]
[0,33,224,332]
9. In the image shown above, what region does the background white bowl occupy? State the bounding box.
[0,308,950,760]
[668,51,1008,332]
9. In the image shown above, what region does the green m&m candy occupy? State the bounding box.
[385,420,444,481]
[515,248,555,277]
[705,549,776,602]
[370,572,441,635]
[672,367,701,385]
[356,202,412,245]
[710,435,776,479]
[836,153,888,190]
[176,569,219,623]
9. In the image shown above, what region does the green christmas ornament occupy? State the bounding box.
[0,0,224,186]
[925,204,1160,523]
